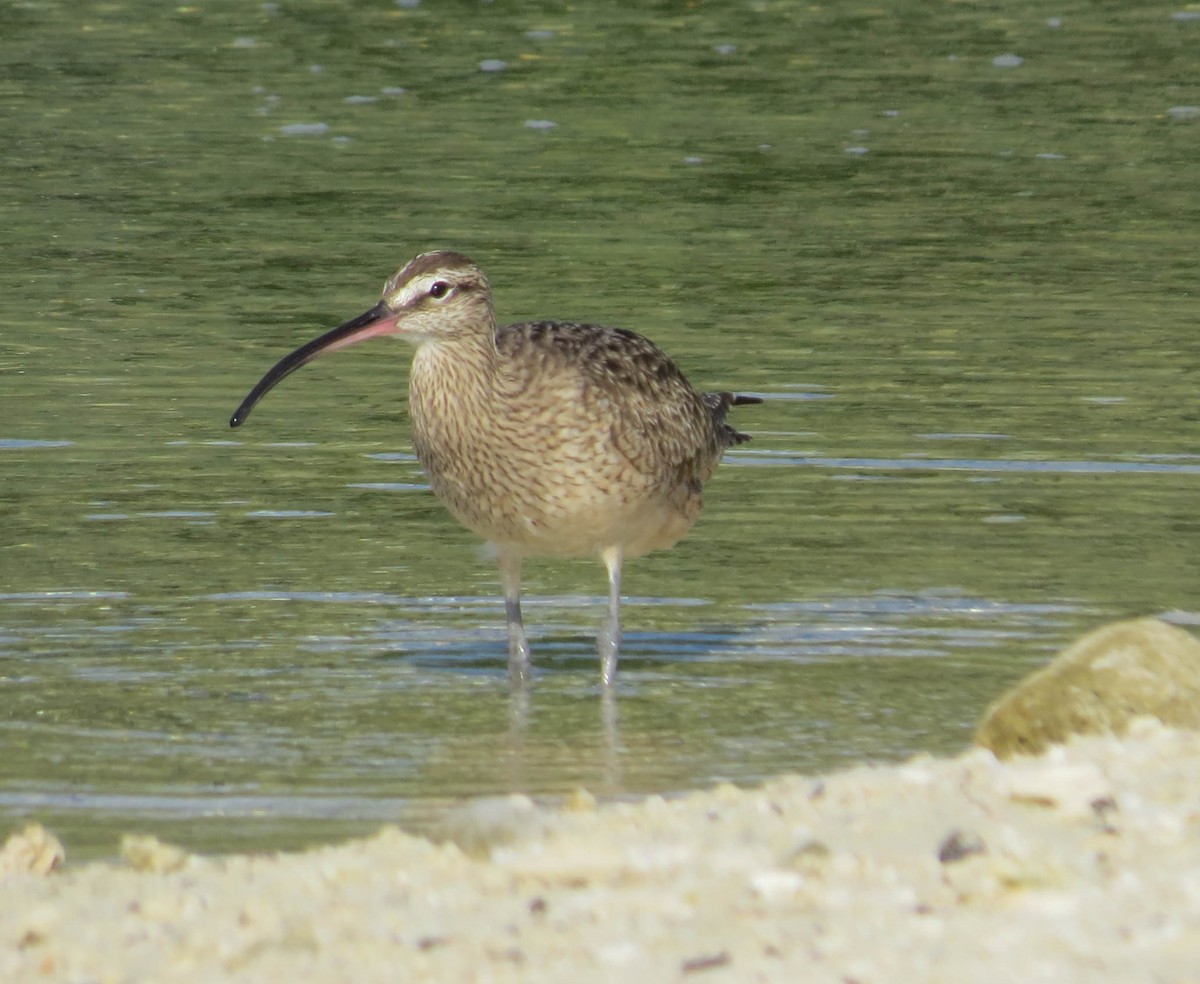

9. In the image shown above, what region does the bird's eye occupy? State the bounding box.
[428,281,450,299]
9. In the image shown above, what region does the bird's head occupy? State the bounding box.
[379,250,494,343]
[229,250,493,428]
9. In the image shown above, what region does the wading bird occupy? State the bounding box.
[230,251,758,686]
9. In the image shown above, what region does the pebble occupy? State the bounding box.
[749,869,804,901]
[0,824,64,877]
[999,758,1113,817]
[120,835,192,874]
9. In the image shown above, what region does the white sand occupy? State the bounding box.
[3,717,1198,982]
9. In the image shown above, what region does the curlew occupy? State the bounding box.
[230,250,759,685]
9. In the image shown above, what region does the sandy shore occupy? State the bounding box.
[2,716,1198,982]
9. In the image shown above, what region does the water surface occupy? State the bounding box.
[3,1,1199,858]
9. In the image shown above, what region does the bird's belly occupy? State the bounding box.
[417,438,698,560]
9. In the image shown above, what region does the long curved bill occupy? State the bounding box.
[229,300,400,428]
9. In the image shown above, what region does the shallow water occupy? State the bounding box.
[3,1,1199,858]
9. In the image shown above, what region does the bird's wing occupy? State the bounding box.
[496,321,720,486]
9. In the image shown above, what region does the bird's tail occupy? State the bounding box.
[704,391,763,446]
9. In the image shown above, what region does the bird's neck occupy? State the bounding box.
[408,328,499,448]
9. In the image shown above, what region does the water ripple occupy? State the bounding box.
[0,438,73,450]
[730,452,1200,475]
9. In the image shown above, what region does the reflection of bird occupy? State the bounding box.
[231,250,759,685]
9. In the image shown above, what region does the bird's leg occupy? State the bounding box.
[496,548,531,685]
[600,684,621,789]
[598,545,623,687]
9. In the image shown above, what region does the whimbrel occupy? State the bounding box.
[230,250,758,685]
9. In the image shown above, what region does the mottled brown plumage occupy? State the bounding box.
[230,250,758,685]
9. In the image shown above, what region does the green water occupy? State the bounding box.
[2,0,1199,858]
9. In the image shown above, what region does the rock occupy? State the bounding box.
[976,618,1200,757]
